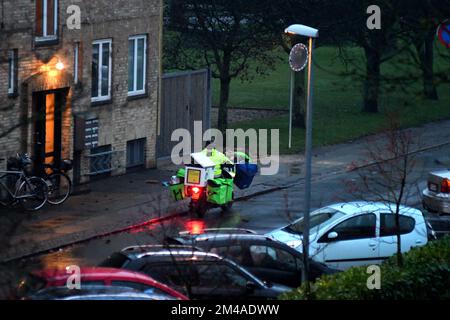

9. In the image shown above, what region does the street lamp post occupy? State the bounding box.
[285,24,318,286]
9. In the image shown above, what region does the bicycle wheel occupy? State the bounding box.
[46,172,72,205]
[17,177,48,211]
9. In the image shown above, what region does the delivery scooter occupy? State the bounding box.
[166,152,257,218]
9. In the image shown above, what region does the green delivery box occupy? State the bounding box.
[207,178,233,205]
[169,183,185,201]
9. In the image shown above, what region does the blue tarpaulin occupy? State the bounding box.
[234,163,258,190]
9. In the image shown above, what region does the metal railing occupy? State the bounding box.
[85,150,122,176]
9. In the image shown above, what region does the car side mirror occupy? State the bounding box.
[327,231,338,240]
[246,281,257,293]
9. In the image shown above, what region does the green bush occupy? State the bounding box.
[280,236,450,300]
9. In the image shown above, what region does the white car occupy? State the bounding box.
[266,201,436,270]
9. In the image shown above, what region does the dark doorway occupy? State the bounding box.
[126,138,146,172]
[33,89,68,176]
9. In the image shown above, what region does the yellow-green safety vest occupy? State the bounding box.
[201,148,233,176]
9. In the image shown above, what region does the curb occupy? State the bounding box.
[1,182,287,264]
[347,141,450,172]
[1,210,186,264]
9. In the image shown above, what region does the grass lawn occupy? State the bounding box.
[217,46,450,154]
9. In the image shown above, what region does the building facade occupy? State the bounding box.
[0,0,162,184]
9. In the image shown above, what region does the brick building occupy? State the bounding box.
[0,0,163,184]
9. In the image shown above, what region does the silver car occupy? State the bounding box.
[423,170,450,215]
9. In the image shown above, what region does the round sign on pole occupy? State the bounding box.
[437,20,450,48]
[289,43,309,72]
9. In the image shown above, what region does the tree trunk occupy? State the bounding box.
[363,48,381,113]
[218,77,231,133]
[293,70,306,128]
[417,31,438,100]
[395,210,404,267]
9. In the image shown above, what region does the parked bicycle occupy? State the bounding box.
[0,156,48,211]
[12,153,73,206]
[42,159,73,205]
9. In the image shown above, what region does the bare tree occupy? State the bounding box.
[345,114,422,267]
[164,0,280,132]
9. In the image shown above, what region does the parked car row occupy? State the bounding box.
[19,200,436,300]
[100,247,291,300]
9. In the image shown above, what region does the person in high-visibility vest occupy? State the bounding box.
[201,140,233,178]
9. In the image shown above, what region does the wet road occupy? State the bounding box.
[14,144,450,273]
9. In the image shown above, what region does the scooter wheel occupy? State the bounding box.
[221,201,233,213]
[190,201,207,219]
[196,207,206,219]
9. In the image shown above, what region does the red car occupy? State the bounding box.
[19,267,188,300]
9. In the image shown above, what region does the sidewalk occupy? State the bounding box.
[1,119,450,262]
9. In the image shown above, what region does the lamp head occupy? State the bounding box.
[285,24,319,38]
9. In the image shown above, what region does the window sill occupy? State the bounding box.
[91,98,112,107]
[127,92,148,101]
[35,37,59,47]
[8,92,18,99]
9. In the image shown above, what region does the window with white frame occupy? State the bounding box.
[8,50,18,96]
[35,0,58,41]
[128,35,147,96]
[91,39,112,102]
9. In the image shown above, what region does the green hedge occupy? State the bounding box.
[280,236,450,300]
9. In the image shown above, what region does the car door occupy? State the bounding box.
[246,244,301,287]
[378,213,423,260]
[316,213,380,270]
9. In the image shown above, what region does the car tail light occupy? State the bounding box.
[190,186,202,200]
[186,220,205,235]
[441,178,450,193]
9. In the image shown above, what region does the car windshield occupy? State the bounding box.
[283,208,345,235]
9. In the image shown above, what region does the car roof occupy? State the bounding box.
[179,228,257,236]
[30,285,178,300]
[60,293,172,300]
[188,233,275,243]
[116,249,266,288]
[326,201,422,217]
[126,249,223,261]
[121,244,202,253]
[34,267,157,282]
[33,267,189,300]
[29,285,141,300]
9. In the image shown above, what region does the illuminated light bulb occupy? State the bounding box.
[55,61,65,71]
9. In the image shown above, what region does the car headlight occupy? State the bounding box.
[286,240,303,249]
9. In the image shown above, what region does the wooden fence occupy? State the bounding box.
[157,69,212,159]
